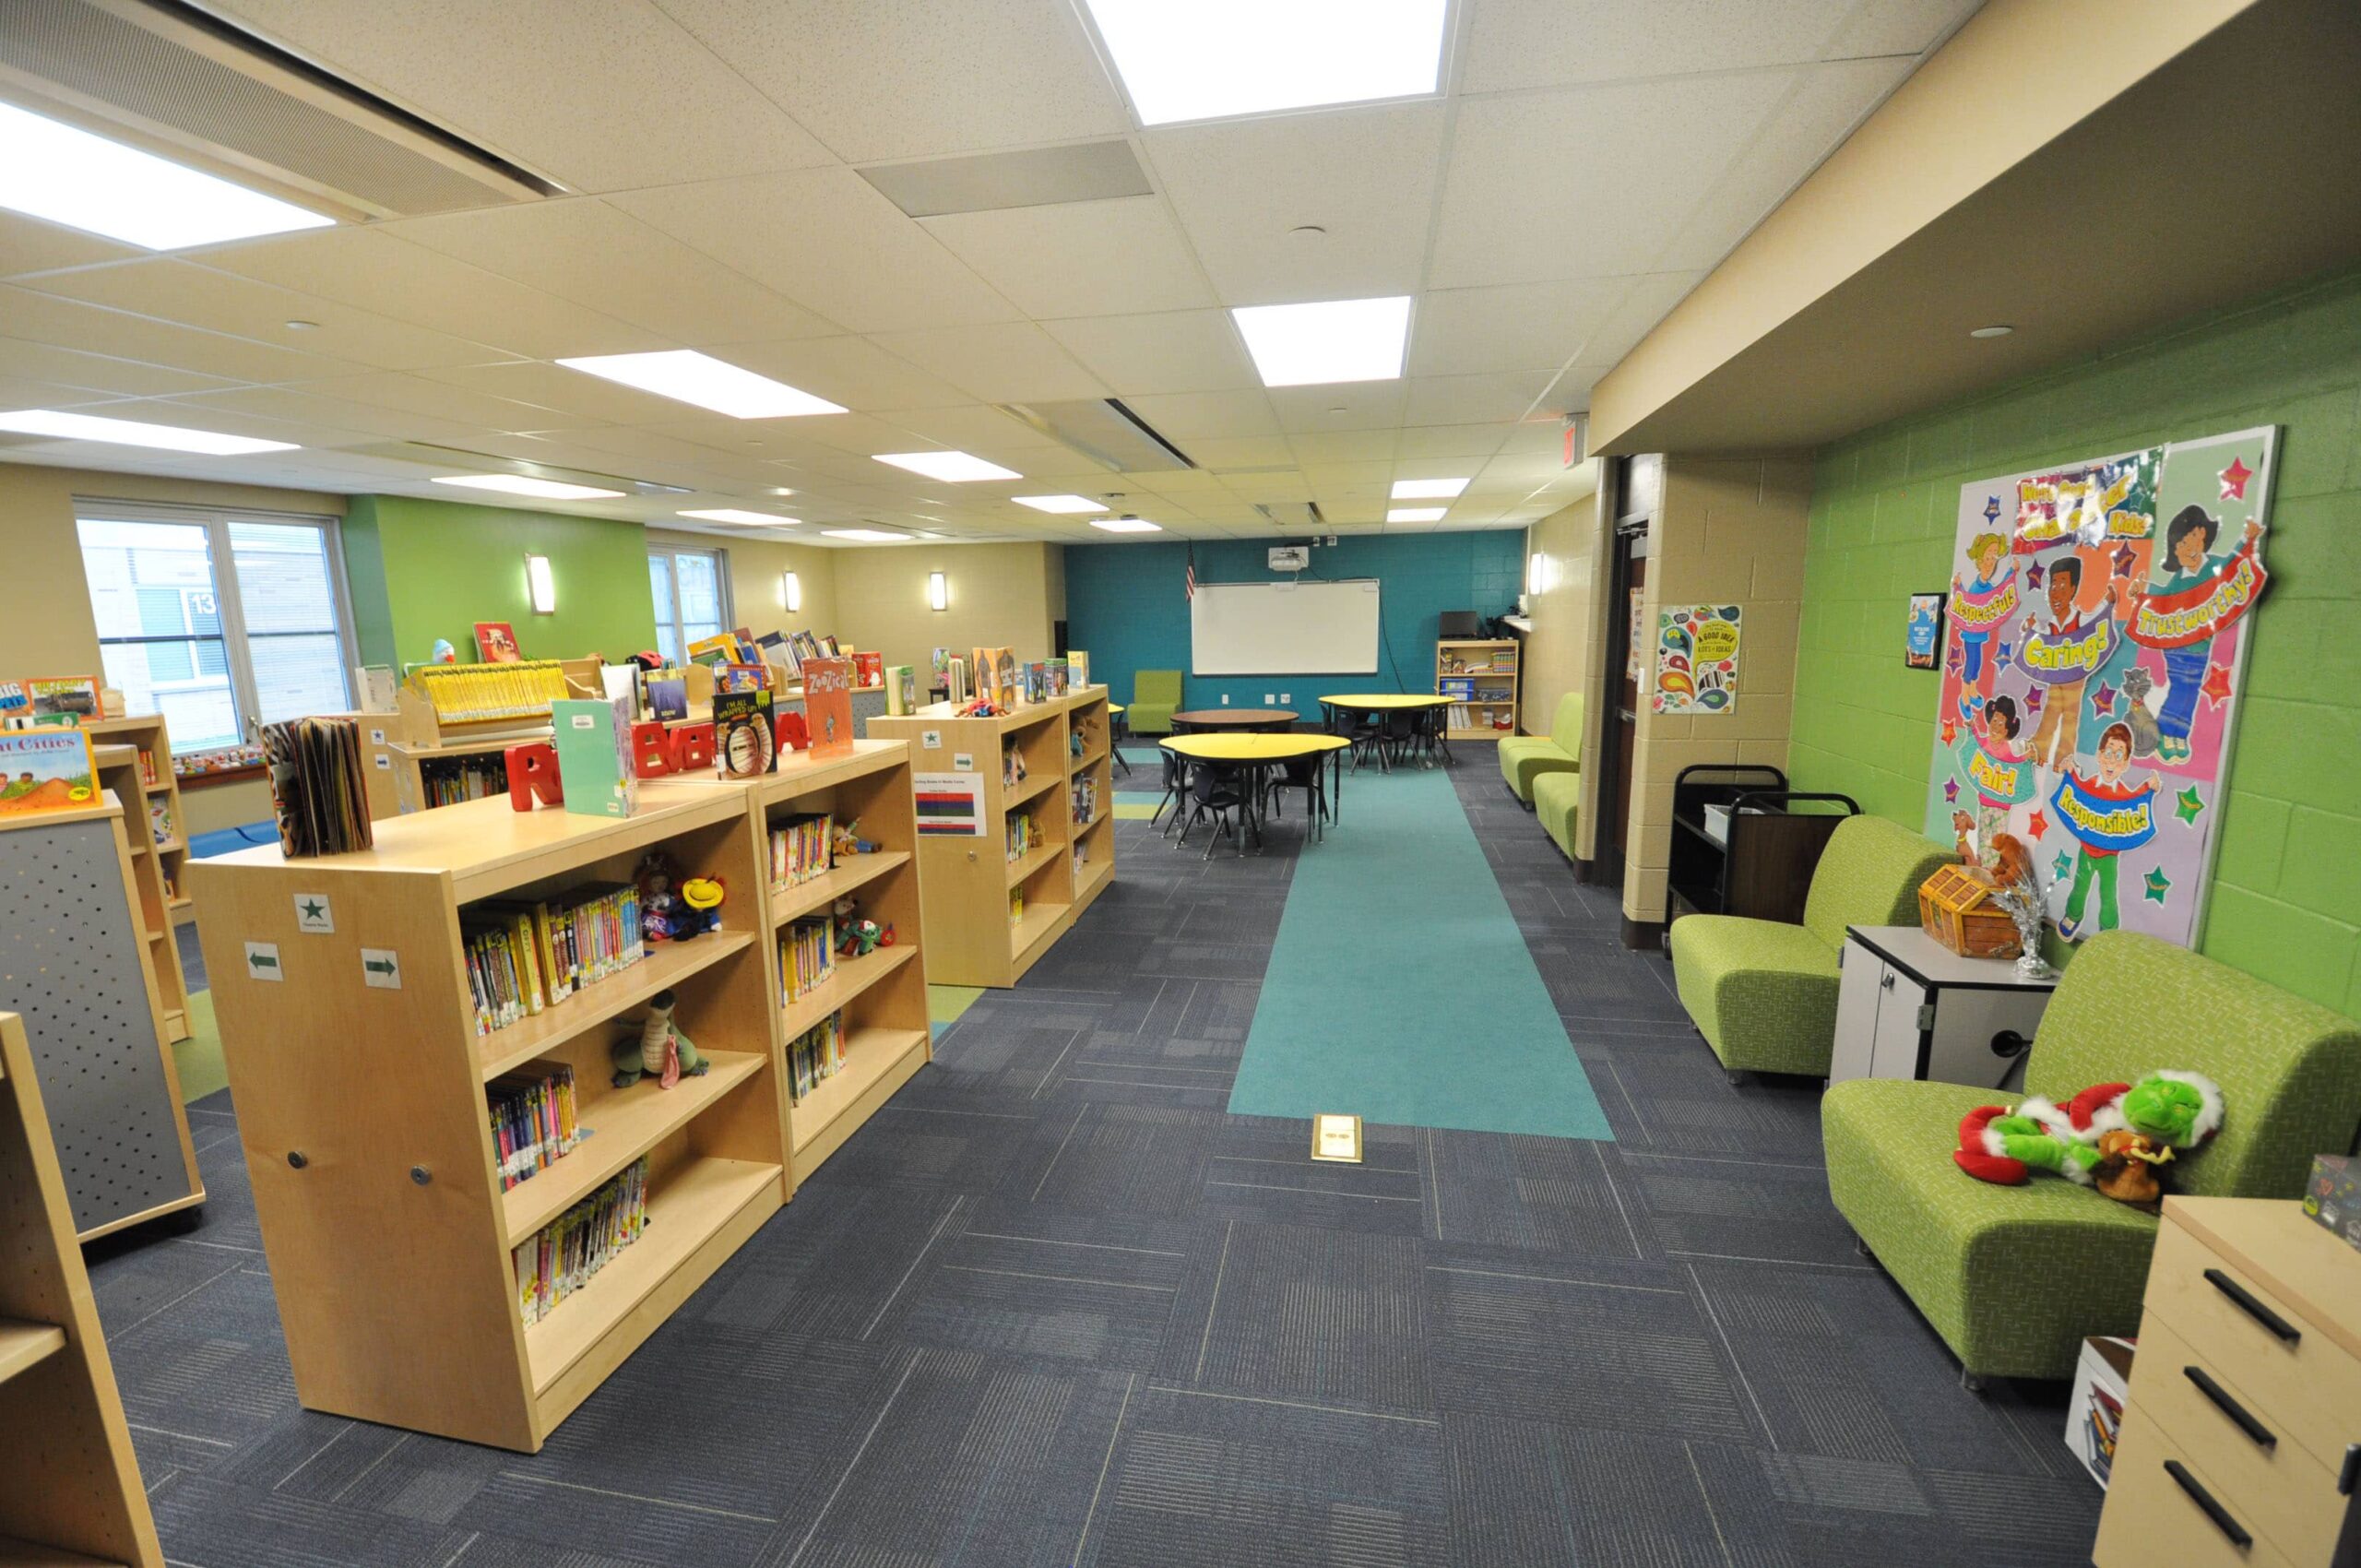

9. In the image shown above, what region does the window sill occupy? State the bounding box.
[177,763,266,789]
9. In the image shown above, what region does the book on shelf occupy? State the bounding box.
[136,747,159,786]
[1005,810,1042,864]
[1002,740,1027,787]
[414,660,569,723]
[851,650,884,688]
[463,884,646,1038]
[1008,888,1025,929]
[514,1158,648,1326]
[769,813,833,887]
[884,664,915,715]
[1069,650,1089,687]
[802,657,855,755]
[713,688,778,779]
[1070,776,1098,826]
[422,752,509,807]
[0,727,97,817]
[780,916,836,1005]
[551,695,638,818]
[1048,657,1069,697]
[787,1009,846,1102]
[475,622,522,663]
[486,1063,582,1192]
[260,715,373,856]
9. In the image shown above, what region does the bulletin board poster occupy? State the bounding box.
[1923,427,2276,950]
[1653,604,1741,714]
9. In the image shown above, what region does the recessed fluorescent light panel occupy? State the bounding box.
[1391,477,1468,499]
[1387,506,1447,522]
[0,409,296,455]
[1082,0,1448,125]
[433,474,624,501]
[1089,517,1163,533]
[1014,494,1108,514]
[825,528,911,542]
[872,451,1022,482]
[679,508,800,526]
[556,350,843,418]
[1232,297,1411,387]
[0,101,334,250]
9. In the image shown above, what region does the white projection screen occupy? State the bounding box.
[1189,579,1381,675]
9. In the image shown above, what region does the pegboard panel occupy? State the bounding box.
[0,816,194,1232]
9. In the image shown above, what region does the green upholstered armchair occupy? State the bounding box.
[1824,932,2361,1385]
[1534,771,1581,861]
[1499,692,1584,803]
[1128,670,1181,735]
[1669,814,1952,1079]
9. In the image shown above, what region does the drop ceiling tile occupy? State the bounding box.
[653,0,1128,163]
[0,286,369,385]
[1266,381,1406,434]
[0,337,239,398]
[38,396,372,452]
[0,211,139,279]
[867,322,1109,404]
[19,259,516,372]
[203,229,666,360]
[1219,469,1310,502]
[614,168,1021,335]
[1577,272,1706,367]
[876,404,1061,453]
[1039,311,1258,396]
[711,336,976,412]
[1288,429,1401,465]
[1657,57,1916,271]
[921,197,1214,319]
[1145,102,1445,304]
[415,361,723,425]
[0,374,133,410]
[1116,389,1280,440]
[1430,74,1794,287]
[280,371,600,433]
[1404,373,1555,426]
[1460,0,1869,94]
[1823,0,1986,58]
[792,411,964,458]
[1407,278,1631,377]
[205,0,836,191]
[1395,424,1511,460]
[1180,435,1293,469]
[385,199,842,345]
[172,386,507,446]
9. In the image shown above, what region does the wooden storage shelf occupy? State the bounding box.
[0,1013,165,1566]
[1436,638,1520,743]
[478,932,756,1083]
[870,687,1115,988]
[771,849,911,926]
[781,943,918,1042]
[88,743,191,1042]
[789,1026,929,1157]
[81,715,191,929]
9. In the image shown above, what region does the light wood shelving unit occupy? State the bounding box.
[188,781,789,1453]
[81,716,190,921]
[89,745,190,1043]
[1436,637,1520,742]
[0,1011,167,1567]
[869,686,1113,988]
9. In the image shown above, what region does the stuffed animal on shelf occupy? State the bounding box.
[612,988,709,1089]
[836,917,884,957]
[679,874,725,935]
[635,853,723,942]
[832,819,880,858]
[1955,1071,2224,1206]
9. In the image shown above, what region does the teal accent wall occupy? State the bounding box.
[344,494,659,669]
[1064,530,1527,713]
[1791,267,2361,1016]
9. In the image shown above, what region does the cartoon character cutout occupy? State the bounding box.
[2053,721,2159,941]
[1951,530,2019,703]
[1962,693,2033,857]
[2128,505,2265,765]
[2018,553,2118,778]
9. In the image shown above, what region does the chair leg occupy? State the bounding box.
[1960,1368,1987,1396]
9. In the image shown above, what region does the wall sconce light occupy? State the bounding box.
[780,570,801,612]
[525,553,556,613]
[928,570,949,612]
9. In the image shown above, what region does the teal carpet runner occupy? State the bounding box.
[1228,764,1614,1138]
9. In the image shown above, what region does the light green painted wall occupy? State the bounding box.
[346,494,658,669]
[1791,267,2361,1016]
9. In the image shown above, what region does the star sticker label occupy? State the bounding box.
[293,893,334,934]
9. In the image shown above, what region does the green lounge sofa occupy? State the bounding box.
[1500,692,1584,803]
[1128,670,1180,736]
[1534,769,1581,861]
[1824,931,2361,1385]
[1670,814,1952,1078]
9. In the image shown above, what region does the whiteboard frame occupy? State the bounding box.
[1189,577,1382,676]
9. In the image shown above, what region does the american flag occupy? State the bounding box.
[1184,545,1196,601]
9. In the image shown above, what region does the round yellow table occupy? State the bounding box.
[1106,703,1131,776]
[1160,732,1350,852]
[1317,694,1455,769]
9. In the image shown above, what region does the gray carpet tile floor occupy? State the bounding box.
[112,762,2104,1565]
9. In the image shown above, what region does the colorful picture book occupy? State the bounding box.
[462,884,646,1038]
[1070,776,1099,826]
[420,752,508,808]
[513,1158,648,1325]
[260,717,373,856]
[787,1010,846,1102]
[0,729,98,817]
[16,675,101,724]
[851,651,884,689]
[714,688,778,778]
[1005,810,1043,865]
[551,695,637,818]
[475,622,522,663]
[781,916,836,1005]
[769,813,834,887]
[1069,650,1090,688]
[486,1064,582,1192]
[802,658,854,755]
[647,673,689,722]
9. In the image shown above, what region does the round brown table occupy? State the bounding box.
[1169,708,1297,733]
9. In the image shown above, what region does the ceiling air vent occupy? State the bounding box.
[0,0,557,219]
[996,398,1195,474]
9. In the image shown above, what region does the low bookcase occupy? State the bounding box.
[190,781,789,1452]
[869,686,1113,988]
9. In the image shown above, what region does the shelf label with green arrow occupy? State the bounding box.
[361,949,402,991]
[243,942,282,982]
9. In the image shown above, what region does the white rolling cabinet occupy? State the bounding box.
[1831,924,2058,1092]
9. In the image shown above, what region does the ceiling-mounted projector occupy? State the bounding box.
[1268,545,1310,572]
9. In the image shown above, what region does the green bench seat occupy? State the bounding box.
[1500,692,1584,803]
[1532,769,1581,861]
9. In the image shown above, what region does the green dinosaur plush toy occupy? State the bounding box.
[612,988,708,1089]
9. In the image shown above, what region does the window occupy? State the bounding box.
[647,545,730,666]
[77,505,354,754]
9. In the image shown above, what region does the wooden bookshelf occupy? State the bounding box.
[1436,638,1520,742]
[81,715,191,920]
[868,686,1114,988]
[0,1012,166,1567]
[741,741,932,1182]
[188,781,789,1453]
[89,744,190,1043]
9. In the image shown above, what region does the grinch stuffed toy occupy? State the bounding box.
[1955,1072,2224,1206]
[612,988,709,1089]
